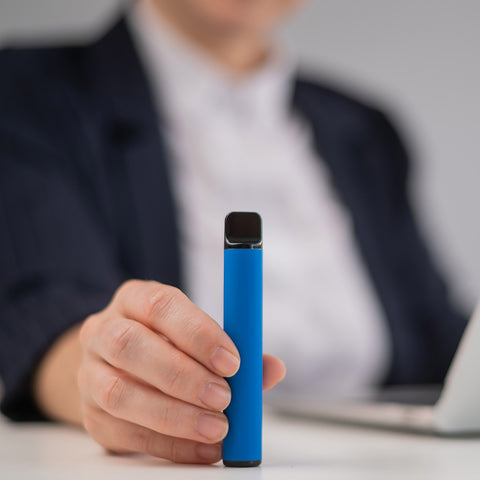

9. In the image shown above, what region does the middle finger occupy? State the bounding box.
[93,317,231,412]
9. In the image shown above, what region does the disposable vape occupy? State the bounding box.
[223,212,263,467]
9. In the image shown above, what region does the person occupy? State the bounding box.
[0,0,468,465]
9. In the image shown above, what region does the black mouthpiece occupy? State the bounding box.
[224,212,262,249]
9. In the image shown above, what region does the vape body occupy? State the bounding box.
[223,212,263,467]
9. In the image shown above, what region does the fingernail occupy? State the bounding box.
[199,382,231,411]
[196,443,222,462]
[211,347,240,376]
[196,413,228,441]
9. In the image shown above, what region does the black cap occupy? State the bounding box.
[224,212,262,249]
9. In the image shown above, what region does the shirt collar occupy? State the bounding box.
[127,0,295,126]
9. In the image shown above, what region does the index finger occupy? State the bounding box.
[110,280,240,377]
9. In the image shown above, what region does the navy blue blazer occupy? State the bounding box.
[0,18,467,420]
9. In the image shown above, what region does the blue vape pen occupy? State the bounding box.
[223,212,262,467]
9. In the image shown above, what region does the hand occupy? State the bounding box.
[77,280,285,464]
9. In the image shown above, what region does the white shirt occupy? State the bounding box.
[128,0,391,395]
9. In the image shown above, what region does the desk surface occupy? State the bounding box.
[2,410,479,480]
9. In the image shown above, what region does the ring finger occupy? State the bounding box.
[85,360,229,444]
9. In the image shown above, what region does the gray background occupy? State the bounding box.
[1,0,478,312]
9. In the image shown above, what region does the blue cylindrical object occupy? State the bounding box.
[223,212,262,467]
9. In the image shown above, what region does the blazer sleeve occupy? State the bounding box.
[0,51,123,421]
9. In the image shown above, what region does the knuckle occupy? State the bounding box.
[157,403,171,432]
[155,398,178,434]
[114,279,143,304]
[121,279,143,293]
[98,374,127,412]
[147,285,183,321]
[106,320,138,365]
[165,351,187,394]
[132,428,153,455]
[170,438,182,463]
[184,317,205,341]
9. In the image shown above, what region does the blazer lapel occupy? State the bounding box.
[292,80,421,384]
[291,80,391,301]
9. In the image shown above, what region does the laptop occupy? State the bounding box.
[265,301,480,435]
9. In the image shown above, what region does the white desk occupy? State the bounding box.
[1,410,479,480]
